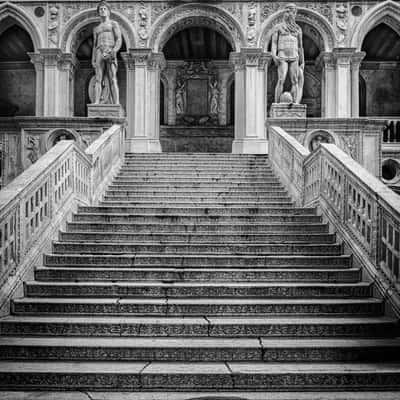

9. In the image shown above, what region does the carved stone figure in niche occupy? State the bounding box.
[209,79,220,115]
[92,1,122,104]
[271,3,304,104]
[336,4,348,44]
[309,132,333,152]
[26,136,40,164]
[176,80,186,115]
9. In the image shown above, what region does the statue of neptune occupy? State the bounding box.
[92,1,122,104]
[271,3,305,104]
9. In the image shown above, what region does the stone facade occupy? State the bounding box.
[0,1,399,176]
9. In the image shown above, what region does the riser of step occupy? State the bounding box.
[104,193,290,200]
[0,316,396,337]
[2,338,400,362]
[44,254,351,268]
[59,232,336,244]
[72,214,323,224]
[11,298,383,316]
[24,282,371,299]
[52,242,342,256]
[117,173,277,179]
[101,199,294,206]
[65,222,329,234]
[106,186,287,193]
[34,267,361,283]
[77,207,313,215]
[2,362,400,391]
[110,182,283,187]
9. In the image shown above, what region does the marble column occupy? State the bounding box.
[122,49,163,153]
[58,53,77,117]
[351,52,366,117]
[332,48,356,118]
[29,49,76,117]
[230,48,269,154]
[316,52,336,118]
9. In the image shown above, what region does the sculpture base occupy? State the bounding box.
[232,139,268,154]
[270,103,307,119]
[87,104,124,118]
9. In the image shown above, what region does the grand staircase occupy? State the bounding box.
[1,153,400,393]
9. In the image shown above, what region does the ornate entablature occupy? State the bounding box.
[4,0,400,55]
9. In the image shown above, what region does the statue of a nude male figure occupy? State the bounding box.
[92,1,122,104]
[271,3,305,104]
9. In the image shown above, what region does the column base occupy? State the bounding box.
[125,138,162,153]
[270,103,307,119]
[87,104,125,118]
[232,139,268,154]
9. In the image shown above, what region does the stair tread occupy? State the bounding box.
[2,337,400,348]
[1,361,400,374]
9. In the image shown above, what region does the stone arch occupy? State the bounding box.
[60,8,137,53]
[0,2,44,50]
[351,1,400,50]
[46,128,80,150]
[148,3,245,52]
[304,129,338,151]
[258,7,335,52]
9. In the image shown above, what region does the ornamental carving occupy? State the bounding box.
[149,5,245,51]
[26,136,40,164]
[336,4,348,45]
[48,6,60,47]
[340,134,358,160]
[221,3,243,21]
[138,3,149,44]
[247,2,257,46]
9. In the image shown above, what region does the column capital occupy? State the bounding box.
[28,48,73,70]
[351,51,366,69]
[121,48,153,69]
[315,52,335,70]
[332,47,357,66]
[229,48,270,70]
[148,52,166,71]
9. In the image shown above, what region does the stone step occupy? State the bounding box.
[72,214,323,224]
[100,200,294,207]
[44,254,351,268]
[104,192,290,200]
[77,206,313,216]
[0,315,396,337]
[59,232,336,244]
[105,186,288,194]
[51,242,343,256]
[11,297,383,316]
[117,171,276,177]
[2,361,400,390]
[2,337,400,362]
[101,199,294,206]
[35,267,362,283]
[65,222,329,234]
[24,282,371,299]
[110,181,283,187]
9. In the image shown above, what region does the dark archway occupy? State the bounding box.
[73,23,127,116]
[160,26,234,152]
[267,21,322,117]
[360,23,400,116]
[0,18,35,116]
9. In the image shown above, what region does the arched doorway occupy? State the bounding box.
[266,21,322,117]
[0,18,35,116]
[360,23,400,117]
[72,23,127,116]
[159,26,234,152]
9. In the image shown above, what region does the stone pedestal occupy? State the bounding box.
[87,104,124,118]
[270,103,307,119]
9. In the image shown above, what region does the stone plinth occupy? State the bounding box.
[87,104,124,118]
[270,103,307,119]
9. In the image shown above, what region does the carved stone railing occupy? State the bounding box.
[0,124,124,314]
[270,125,400,314]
